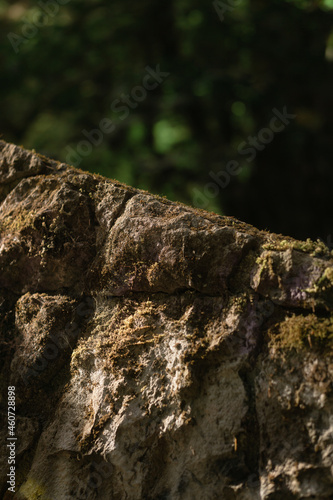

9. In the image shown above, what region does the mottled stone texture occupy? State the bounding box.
[1,140,333,499]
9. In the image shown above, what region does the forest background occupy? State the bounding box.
[1,0,333,241]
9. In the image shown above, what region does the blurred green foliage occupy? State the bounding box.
[1,0,333,240]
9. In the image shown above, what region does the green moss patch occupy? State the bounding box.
[268,313,333,353]
[263,237,332,258]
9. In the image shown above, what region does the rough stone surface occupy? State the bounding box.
[1,140,333,499]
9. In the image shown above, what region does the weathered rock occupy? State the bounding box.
[0,140,333,499]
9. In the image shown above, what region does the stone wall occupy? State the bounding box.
[1,141,333,499]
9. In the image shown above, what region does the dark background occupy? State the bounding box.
[1,0,333,242]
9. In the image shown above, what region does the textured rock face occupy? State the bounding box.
[1,140,333,499]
